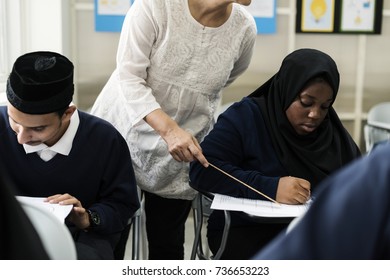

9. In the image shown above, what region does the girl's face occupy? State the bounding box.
[286,81,334,135]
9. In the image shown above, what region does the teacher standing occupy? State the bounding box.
[91,0,257,259]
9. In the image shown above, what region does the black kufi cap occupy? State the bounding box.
[6,51,74,114]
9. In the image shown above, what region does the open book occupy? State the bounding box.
[211,193,311,218]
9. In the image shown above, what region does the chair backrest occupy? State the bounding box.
[367,102,390,129]
[114,207,142,260]
[115,188,144,260]
[19,200,77,260]
[364,102,390,153]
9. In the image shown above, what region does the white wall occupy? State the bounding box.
[0,0,71,95]
[2,0,390,149]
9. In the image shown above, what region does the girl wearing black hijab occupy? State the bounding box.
[189,48,361,259]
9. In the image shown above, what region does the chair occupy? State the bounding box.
[364,102,390,153]
[19,199,77,260]
[190,191,231,260]
[114,210,141,260]
[129,189,148,260]
[114,190,143,260]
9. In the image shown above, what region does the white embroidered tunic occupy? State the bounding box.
[91,0,256,200]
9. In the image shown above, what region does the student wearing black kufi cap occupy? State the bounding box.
[0,51,140,259]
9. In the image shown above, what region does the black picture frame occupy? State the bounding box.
[296,0,383,34]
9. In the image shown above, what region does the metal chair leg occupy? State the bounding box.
[132,214,141,260]
[212,210,230,260]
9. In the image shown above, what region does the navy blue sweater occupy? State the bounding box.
[0,106,139,235]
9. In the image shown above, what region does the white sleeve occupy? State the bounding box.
[116,0,161,126]
[225,27,256,87]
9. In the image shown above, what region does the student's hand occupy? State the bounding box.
[276,176,311,204]
[45,193,90,229]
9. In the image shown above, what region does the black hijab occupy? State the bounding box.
[250,48,361,188]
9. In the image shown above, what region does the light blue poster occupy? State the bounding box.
[95,0,134,32]
[245,0,277,34]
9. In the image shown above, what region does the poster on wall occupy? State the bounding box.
[95,0,133,32]
[340,0,377,32]
[300,0,335,32]
[245,0,277,34]
[296,0,383,34]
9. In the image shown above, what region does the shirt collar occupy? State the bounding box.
[23,110,80,156]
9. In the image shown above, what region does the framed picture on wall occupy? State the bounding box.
[296,0,383,34]
[297,0,336,33]
[340,0,382,33]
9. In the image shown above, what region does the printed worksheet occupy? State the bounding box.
[211,193,311,218]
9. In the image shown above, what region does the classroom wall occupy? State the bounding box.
[71,0,390,150]
[3,0,390,150]
[0,0,71,92]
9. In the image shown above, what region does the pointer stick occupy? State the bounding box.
[208,163,280,205]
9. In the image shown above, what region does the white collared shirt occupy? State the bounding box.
[23,110,80,161]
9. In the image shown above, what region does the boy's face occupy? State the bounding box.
[7,103,72,147]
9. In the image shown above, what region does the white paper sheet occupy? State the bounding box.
[211,194,311,218]
[16,196,72,223]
